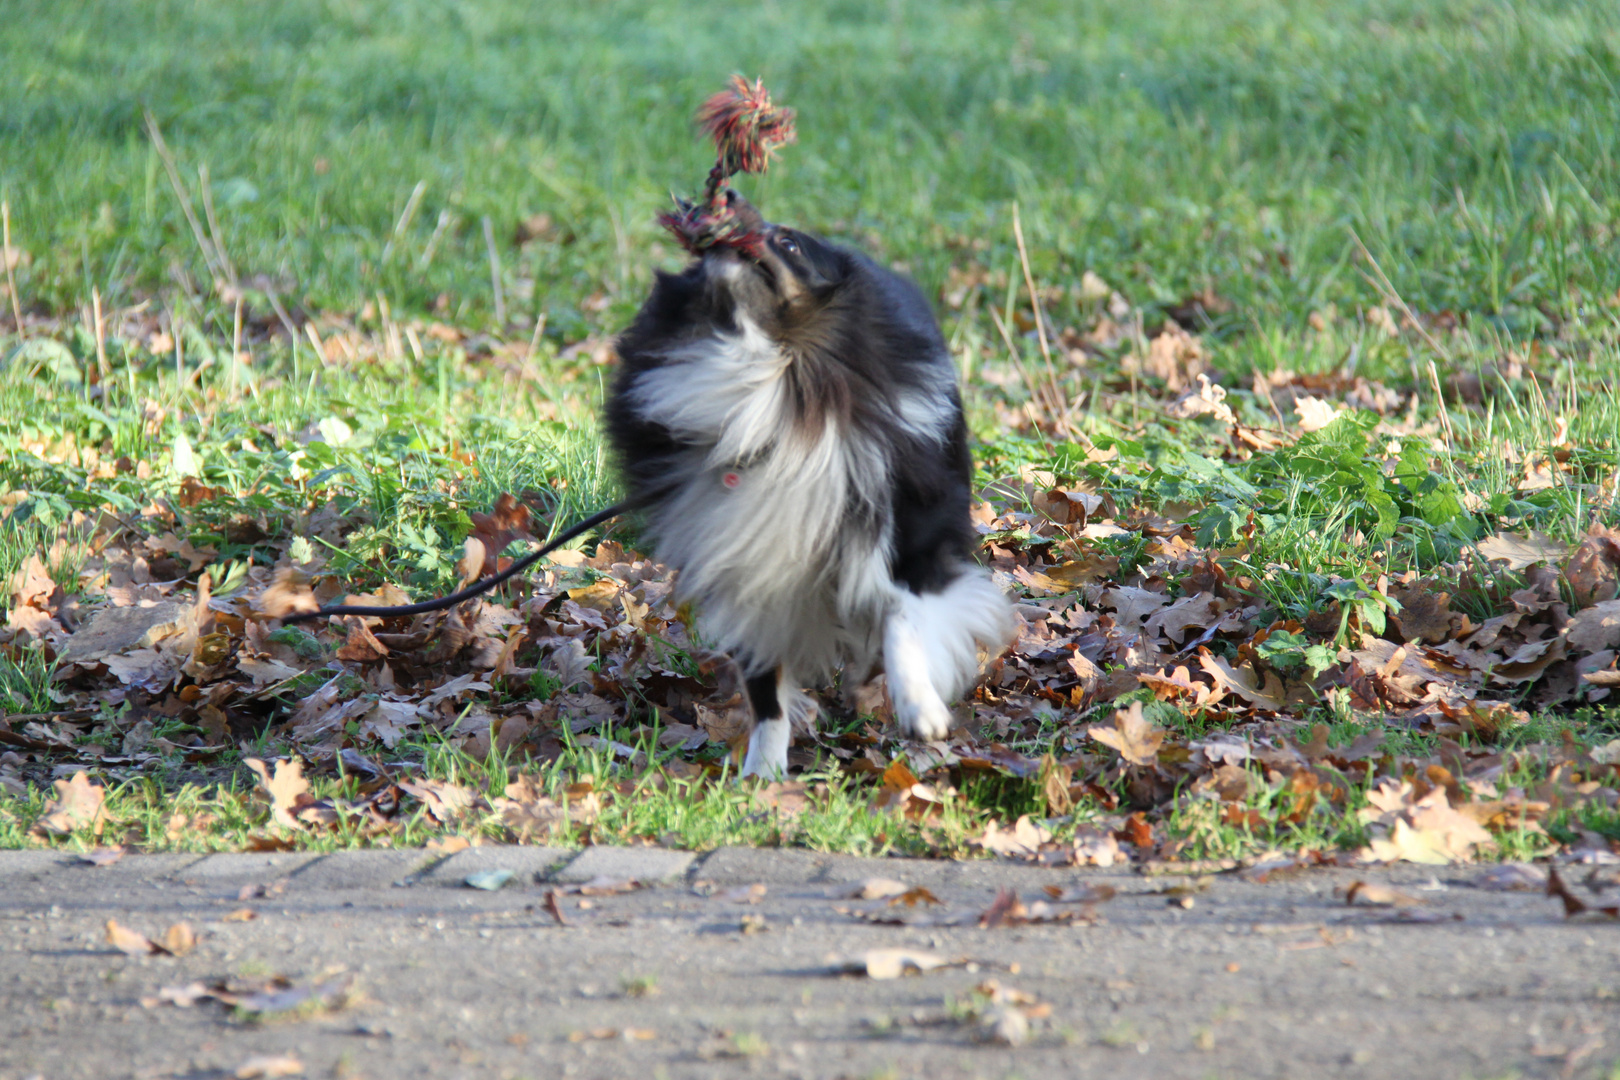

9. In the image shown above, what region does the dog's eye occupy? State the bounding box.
[777,235,799,256]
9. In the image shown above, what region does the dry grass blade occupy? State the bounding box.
[417,208,453,271]
[381,179,427,266]
[1347,227,1452,364]
[142,108,226,284]
[987,303,1057,442]
[1010,201,1066,427]
[482,215,506,326]
[197,163,237,285]
[90,286,109,383]
[2,199,22,332]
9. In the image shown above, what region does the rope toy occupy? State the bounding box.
[659,76,796,258]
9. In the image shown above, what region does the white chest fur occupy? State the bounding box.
[623,320,895,678]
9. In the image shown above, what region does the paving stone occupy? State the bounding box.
[815,853,954,888]
[551,846,694,884]
[419,846,572,887]
[943,858,1123,892]
[289,850,444,890]
[0,850,78,881]
[178,851,322,888]
[693,846,825,886]
[61,853,206,883]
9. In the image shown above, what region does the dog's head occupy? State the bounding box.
[699,194,848,342]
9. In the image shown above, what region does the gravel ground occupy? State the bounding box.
[3,846,1617,1080]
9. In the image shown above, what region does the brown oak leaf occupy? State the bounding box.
[33,771,106,836]
[1087,701,1165,766]
[1566,525,1620,605]
[244,757,311,829]
[464,493,537,579]
[256,565,319,619]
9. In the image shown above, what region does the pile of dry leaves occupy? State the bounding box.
[5,453,1620,865]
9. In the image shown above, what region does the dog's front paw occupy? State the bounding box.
[894,694,952,742]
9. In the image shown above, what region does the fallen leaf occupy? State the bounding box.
[79,846,125,866]
[1477,531,1566,570]
[975,814,1052,858]
[232,975,354,1016]
[888,886,942,908]
[244,758,311,829]
[573,876,643,896]
[979,1001,1030,1046]
[161,922,197,956]
[1294,395,1341,432]
[141,982,212,1008]
[844,877,910,900]
[1362,783,1494,864]
[234,1054,304,1078]
[968,980,1050,1046]
[399,777,481,825]
[1165,373,1236,424]
[1391,587,1455,644]
[1566,600,1620,653]
[463,493,537,578]
[106,919,166,956]
[752,780,810,817]
[1197,648,1286,710]
[1072,826,1124,867]
[1566,525,1620,605]
[1344,881,1424,906]
[417,828,471,852]
[845,948,953,980]
[256,565,319,618]
[1087,701,1165,766]
[1547,866,1620,919]
[1041,883,1118,903]
[568,1027,658,1042]
[33,771,106,836]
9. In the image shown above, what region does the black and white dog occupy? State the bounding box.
[606,202,1012,777]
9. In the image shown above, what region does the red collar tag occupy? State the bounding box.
[721,471,742,489]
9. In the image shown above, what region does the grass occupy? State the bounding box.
[0,731,996,857]
[3,0,1620,859]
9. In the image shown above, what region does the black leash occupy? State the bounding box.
[283,502,626,624]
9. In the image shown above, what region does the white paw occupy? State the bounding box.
[739,717,791,779]
[894,692,952,742]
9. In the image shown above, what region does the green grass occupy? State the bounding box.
[0,732,995,856]
[4,0,1620,857]
[3,0,1616,330]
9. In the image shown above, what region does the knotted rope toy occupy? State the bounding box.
[659,75,796,258]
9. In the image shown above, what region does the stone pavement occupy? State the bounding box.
[3,845,1617,1080]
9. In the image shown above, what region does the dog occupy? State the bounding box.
[605,201,1012,777]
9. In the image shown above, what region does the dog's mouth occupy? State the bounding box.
[750,252,780,292]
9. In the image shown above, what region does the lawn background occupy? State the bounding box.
[2,0,1619,857]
